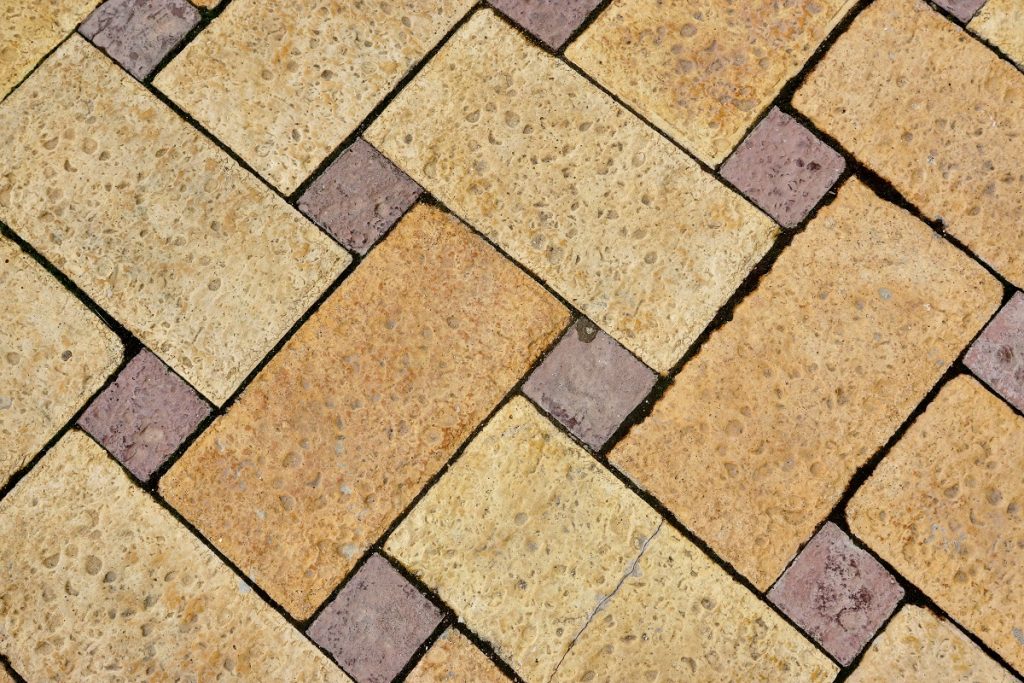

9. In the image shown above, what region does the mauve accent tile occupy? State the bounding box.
[933,0,989,22]
[720,107,845,228]
[308,554,442,683]
[78,349,211,482]
[523,318,657,450]
[489,0,604,50]
[768,522,904,665]
[965,292,1024,413]
[79,0,200,80]
[298,138,422,255]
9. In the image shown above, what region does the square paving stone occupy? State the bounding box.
[965,292,1024,413]
[935,0,989,22]
[488,0,603,50]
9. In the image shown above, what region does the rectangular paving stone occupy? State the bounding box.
[794,0,1024,288]
[488,0,603,50]
[367,9,778,374]
[609,179,1001,591]
[965,292,1024,414]
[0,36,349,405]
[847,375,1024,672]
[0,430,348,682]
[0,0,98,98]
[407,629,509,683]
[565,0,857,164]
[0,235,122,490]
[153,0,475,193]
[161,204,569,619]
[971,0,1024,69]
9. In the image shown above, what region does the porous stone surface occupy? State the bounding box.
[297,138,422,255]
[767,522,904,665]
[720,107,845,228]
[609,180,1001,590]
[161,205,568,619]
[522,318,657,450]
[0,665,12,682]
[971,0,1024,68]
[935,0,989,22]
[308,554,442,683]
[0,431,348,682]
[0,235,122,490]
[488,0,603,49]
[407,629,508,683]
[0,0,98,98]
[153,0,475,193]
[848,375,1024,672]
[367,10,778,373]
[794,0,1024,288]
[78,349,211,482]
[0,37,349,405]
[565,0,857,164]
[965,292,1024,413]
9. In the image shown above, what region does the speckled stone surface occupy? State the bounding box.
[79,0,199,80]
[0,665,12,683]
[308,554,442,683]
[565,0,857,164]
[78,349,211,482]
[297,138,422,255]
[610,179,1001,591]
[935,0,989,22]
[0,431,348,682]
[367,10,778,374]
[848,375,1024,672]
[768,522,904,665]
[153,0,475,193]
[161,205,568,619]
[971,0,1024,68]
[0,236,122,490]
[794,0,1024,288]
[0,37,349,405]
[488,0,602,49]
[720,107,845,228]
[965,292,1024,413]
[407,629,508,683]
[0,0,98,98]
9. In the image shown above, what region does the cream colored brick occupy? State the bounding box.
[971,0,1024,69]
[407,629,508,683]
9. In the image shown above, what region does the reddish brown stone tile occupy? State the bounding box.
[768,522,904,665]
[965,292,1024,413]
[522,318,657,450]
[308,554,442,683]
[720,108,845,228]
[78,349,211,482]
[488,0,604,50]
[934,0,989,22]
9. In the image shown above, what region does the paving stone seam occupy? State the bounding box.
[0,655,22,683]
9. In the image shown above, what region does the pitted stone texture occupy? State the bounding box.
[161,205,568,619]
[965,292,1024,413]
[79,0,199,80]
[308,554,442,683]
[935,0,988,22]
[610,180,1001,590]
[407,629,509,683]
[848,375,1024,672]
[0,431,348,682]
[367,10,777,374]
[488,0,602,50]
[849,606,1017,683]
[0,0,98,98]
[387,398,663,681]
[78,349,211,482]
[971,0,1024,69]
[794,0,1024,288]
[720,108,845,228]
[0,37,349,405]
[767,522,904,665]
[297,138,422,255]
[153,0,475,193]
[0,236,122,490]
[566,0,857,164]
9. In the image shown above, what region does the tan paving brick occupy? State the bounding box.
[971,0,1024,69]
[565,0,856,164]
[0,236,122,489]
[848,376,1024,672]
[367,9,777,374]
[0,37,349,405]
[794,0,1024,287]
[153,0,474,193]
[0,431,347,682]
[407,629,508,683]
[610,179,1001,590]
[161,205,568,619]
[0,666,11,683]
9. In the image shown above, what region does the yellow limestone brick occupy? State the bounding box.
[406,629,508,683]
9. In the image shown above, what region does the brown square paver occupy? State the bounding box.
[488,0,603,50]
[965,292,1024,413]
[935,0,989,22]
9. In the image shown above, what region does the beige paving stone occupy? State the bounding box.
[367,10,777,374]
[0,666,11,683]
[0,37,349,405]
[848,376,1024,672]
[971,0,1024,69]
[0,236,121,490]
[153,0,474,193]
[610,179,1001,590]
[565,0,856,164]
[407,629,508,683]
[0,431,347,682]
[162,205,568,619]
[794,0,1024,287]
[848,605,1015,683]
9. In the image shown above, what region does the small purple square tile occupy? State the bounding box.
[965,292,1024,413]
[523,318,657,450]
[79,0,200,80]
[298,138,422,256]
[720,107,845,228]
[308,554,442,683]
[932,0,989,22]
[78,349,211,481]
[768,522,904,665]
[489,0,604,50]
